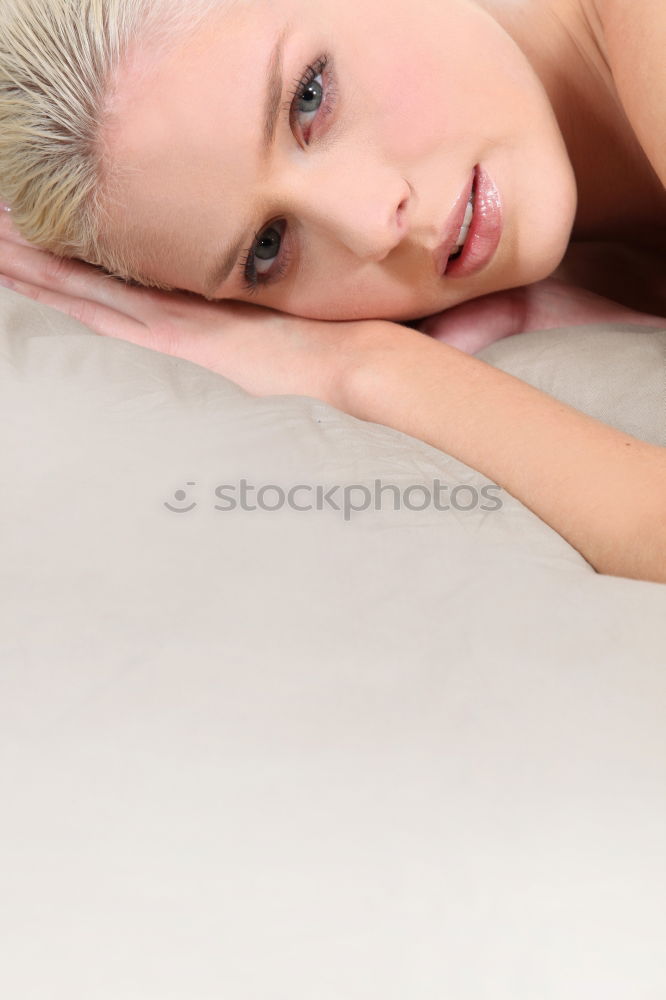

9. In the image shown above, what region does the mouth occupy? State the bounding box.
[434,167,477,278]
[447,175,477,265]
[435,163,503,279]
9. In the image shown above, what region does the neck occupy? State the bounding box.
[477,0,666,251]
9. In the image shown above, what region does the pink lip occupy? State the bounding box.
[434,168,477,278]
[444,164,503,279]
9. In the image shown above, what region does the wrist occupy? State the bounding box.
[339,319,426,419]
[340,319,476,430]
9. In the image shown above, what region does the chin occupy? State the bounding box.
[520,228,576,287]
[481,218,575,301]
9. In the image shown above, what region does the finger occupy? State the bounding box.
[0,230,158,319]
[0,273,151,346]
[0,211,170,321]
[0,211,210,322]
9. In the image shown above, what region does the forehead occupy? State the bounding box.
[102,1,287,285]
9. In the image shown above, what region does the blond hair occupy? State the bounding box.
[0,0,230,289]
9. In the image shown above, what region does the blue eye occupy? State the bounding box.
[239,54,336,296]
[239,220,289,292]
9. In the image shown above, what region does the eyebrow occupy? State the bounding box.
[201,29,288,298]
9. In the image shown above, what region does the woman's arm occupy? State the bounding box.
[2,213,665,583]
[411,276,666,354]
[345,321,666,584]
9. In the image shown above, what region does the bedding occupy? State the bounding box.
[1,283,665,998]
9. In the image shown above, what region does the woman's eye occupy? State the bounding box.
[249,220,287,280]
[240,55,335,296]
[288,54,332,144]
[293,69,325,128]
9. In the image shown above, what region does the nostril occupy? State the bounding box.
[396,197,409,232]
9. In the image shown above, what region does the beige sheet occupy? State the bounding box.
[1,285,665,998]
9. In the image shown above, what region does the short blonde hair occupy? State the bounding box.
[0,0,229,289]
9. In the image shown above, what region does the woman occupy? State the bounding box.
[1,0,665,581]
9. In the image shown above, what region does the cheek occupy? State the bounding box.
[371,54,452,157]
[356,17,524,161]
[347,0,470,158]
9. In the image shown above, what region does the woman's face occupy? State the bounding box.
[106,0,578,321]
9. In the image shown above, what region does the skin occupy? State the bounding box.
[1,0,665,581]
[100,0,665,326]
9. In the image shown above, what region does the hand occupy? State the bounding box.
[413,277,666,354]
[0,210,376,408]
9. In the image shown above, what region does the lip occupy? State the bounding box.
[441,164,503,279]
[434,168,477,278]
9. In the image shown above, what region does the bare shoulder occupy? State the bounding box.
[595,0,666,187]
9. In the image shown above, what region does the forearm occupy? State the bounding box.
[410,277,666,357]
[346,322,666,584]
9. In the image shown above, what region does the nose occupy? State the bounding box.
[277,157,412,262]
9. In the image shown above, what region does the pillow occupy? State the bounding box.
[478,321,666,447]
[1,285,665,999]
